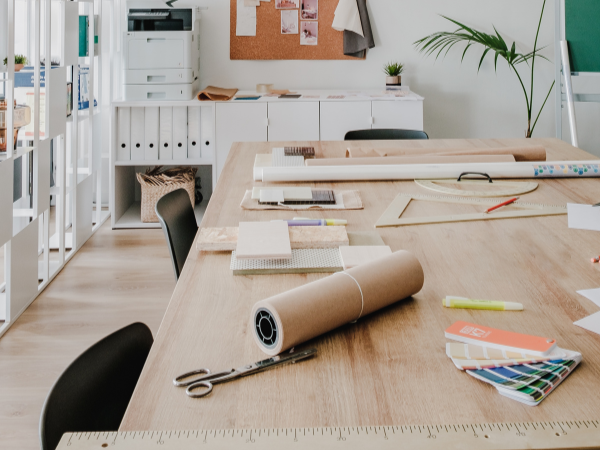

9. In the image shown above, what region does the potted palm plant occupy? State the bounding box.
[3,54,28,72]
[414,0,553,138]
[383,61,404,87]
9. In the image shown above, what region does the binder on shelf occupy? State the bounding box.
[159,106,173,160]
[187,106,202,159]
[130,107,145,161]
[172,106,188,160]
[144,106,159,160]
[117,107,131,161]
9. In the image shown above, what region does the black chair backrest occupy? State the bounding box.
[155,188,199,280]
[344,129,429,141]
[39,323,153,450]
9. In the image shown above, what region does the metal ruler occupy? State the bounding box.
[57,421,600,450]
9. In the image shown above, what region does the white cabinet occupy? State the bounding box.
[372,101,424,131]
[320,101,372,141]
[267,102,320,142]
[216,102,268,179]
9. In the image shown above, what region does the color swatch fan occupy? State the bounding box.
[445,321,582,406]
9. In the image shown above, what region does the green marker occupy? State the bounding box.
[442,296,523,311]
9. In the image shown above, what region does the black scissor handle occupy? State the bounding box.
[457,172,493,183]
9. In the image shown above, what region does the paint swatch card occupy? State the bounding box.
[467,355,581,406]
[446,343,560,361]
[445,321,557,356]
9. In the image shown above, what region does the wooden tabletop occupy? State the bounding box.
[121,138,600,431]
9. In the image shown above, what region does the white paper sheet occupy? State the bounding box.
[567,203,600,231]
[574,310,600,336]
[332,0,364,37]
[577,288,600,308]
[237,0,257,36]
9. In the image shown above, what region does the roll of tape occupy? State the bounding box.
[257,83,274,94]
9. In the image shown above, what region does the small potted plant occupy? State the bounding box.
[383,61,404,86]
[3,54,28,72]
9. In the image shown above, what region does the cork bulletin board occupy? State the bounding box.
[230,0,362,60]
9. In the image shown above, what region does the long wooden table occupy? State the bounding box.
[121,138,600,431]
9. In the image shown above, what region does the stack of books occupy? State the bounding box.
[445,321,582,406]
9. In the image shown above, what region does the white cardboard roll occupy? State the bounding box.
[256,161,600,182]
[251,250,424,356]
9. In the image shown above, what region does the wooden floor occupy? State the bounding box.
[0,221,174,450]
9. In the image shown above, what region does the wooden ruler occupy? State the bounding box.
[56,421,600,449]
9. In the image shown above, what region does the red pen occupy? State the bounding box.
[485,197,519,214]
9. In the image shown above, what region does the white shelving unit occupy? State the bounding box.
[111,99,216,230]
[0,0,115,339]
[110,90,424,229]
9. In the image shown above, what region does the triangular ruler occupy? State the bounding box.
[375,193,567,228]
[414,179,539,197]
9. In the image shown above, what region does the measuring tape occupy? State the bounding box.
[57,421,600,449]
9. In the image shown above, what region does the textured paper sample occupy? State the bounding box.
[197,226,349,251]
[347,231,385,246]
[272,148,305,167]
[346,146,547,162]
[259,189,285,203]
[241,189,364,211]
[251,186,313,201]
[306,155,516,166]
[231,248,342,275]
[236,221,292,260]
[568,203,600,231]
[251,250,424,355]
[339,245,392,270]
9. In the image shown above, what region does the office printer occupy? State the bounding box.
[123,1,201,100]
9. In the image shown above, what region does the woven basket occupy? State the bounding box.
[136,166,197,223]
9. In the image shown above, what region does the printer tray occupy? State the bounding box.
[124,79,200,101]
[124,69,196,85]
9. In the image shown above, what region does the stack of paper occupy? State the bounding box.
[445,321,582,406]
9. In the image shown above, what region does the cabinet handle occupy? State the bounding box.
[369,117,374,125]
[265,118,270,127]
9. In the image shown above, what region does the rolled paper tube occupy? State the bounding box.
[256,161,600,182]
[306,155,515,166]
[345,146,547,162]
[251,250,424,356]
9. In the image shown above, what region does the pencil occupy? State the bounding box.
[485,197,519,214]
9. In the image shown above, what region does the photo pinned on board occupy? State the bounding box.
[276,0,300,9]
[281,10,299,34]
[300,21,318,45]
[300,0,318,20]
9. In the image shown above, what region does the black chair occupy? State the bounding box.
[39,323,153,450]
[155,188,199,280]
[344,129,429,141]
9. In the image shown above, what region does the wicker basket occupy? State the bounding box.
[136,166,197,223]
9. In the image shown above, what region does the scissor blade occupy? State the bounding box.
[253,348,318,372]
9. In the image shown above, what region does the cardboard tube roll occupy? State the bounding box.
[306,155,515,166]
[251,250,424,356]
[345,146,546,162]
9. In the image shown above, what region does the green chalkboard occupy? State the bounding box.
[565,0,600,73]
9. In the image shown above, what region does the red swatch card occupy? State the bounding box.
[445,321,557,356]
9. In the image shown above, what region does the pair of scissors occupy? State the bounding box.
[173,348,317,398]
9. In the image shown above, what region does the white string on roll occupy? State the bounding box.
[337,271,364,322]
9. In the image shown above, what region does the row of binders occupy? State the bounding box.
[117,106,210,162]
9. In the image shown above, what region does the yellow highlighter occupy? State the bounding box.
[443,296,523,311]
